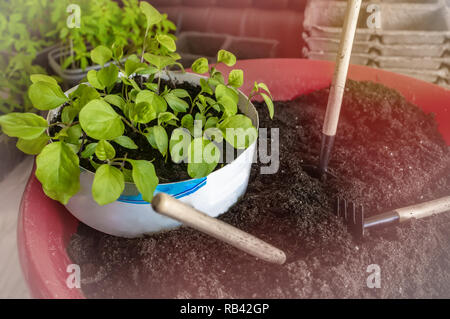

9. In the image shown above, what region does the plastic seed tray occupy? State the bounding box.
[303,0,450,88]
[304,48,449,70]
[303,34,449,58]
[303,0,450,45]
[303,49,450,88]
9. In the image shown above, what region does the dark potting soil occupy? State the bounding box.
[67,80,450,298]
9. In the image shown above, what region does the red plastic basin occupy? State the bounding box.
[18,59,450,299]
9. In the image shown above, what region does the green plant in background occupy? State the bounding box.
[0,0,65,114]
[58,0,177,70]
[0,3,273,207]
[0,0,177,117]
[0,0,63,55]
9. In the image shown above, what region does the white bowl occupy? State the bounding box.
[47,71,259,237]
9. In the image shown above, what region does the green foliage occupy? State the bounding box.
[79,99,124,140]
[128,159,159,202]
[97,64,119,90]
[0,2,274,207]
[90,46,113,67]
[30,74,58,85]
[156,35,176,52]
[217,49,236,67]
[191,58,209,74]
[113,136,138,150]
[187,138,220,179]
[164,91,189,113]
[136,90,166,114]
[35,142,80,205]
[81,143,97,158]
[28,81,68,110]
[145,125,168,157]
[57,0,176,71]
[104,95,126,110]
[140,1,162,30]
[250,81,274,119]
[87,70,105,90]
[0,0,63,114]
[16,133,49,155]
[0,113,48,139]
[92,164,124,205]
[219,115,257,149]
[95,140,116,161]
[228,69,244,88]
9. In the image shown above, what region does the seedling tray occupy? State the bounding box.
[303,34,450,58]
[304,0,450,44]
[303,47,450,70]
[304,49,450,87]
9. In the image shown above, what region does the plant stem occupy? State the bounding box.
[77,131,87,156]
[48,120,79,128]
[166,67,175,88]
[157,71,162,95]
[120,153,128,169]
[140,27,149,63]
[246,92,256,114]
[113,157,131,163]
[121,116,140,134]
[48,122,64,128]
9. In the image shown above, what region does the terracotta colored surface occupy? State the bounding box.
[156,5,305,57]
[18,164,82,299]
[18,59,450,299]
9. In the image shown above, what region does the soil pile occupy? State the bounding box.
[68,80,450,298]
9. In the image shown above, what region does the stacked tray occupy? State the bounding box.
[302,0,450,88]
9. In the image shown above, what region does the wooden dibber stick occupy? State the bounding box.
[319,0,362,177]
[152,193,287,265]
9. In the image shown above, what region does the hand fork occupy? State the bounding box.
[335,196,450,238]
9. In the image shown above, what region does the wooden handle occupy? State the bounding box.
[396,196,450,223]
[152,193,287,265]
[323,0,362,136]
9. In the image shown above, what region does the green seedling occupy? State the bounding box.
[0,4,274,207]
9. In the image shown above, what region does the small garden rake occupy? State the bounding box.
[335,196,450,238]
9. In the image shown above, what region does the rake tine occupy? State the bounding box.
[342,198,348,222]
[335,197,366,238]
[355,204,365,238]
[335,197,341,217]
[349,201,356,225]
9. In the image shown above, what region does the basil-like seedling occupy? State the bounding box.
[0,2,275,207]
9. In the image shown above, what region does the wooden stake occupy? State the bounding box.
[323,0,362,136]
[152,193,287,265]
[318,0,362,177]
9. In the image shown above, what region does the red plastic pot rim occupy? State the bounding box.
[18,59,450,299]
